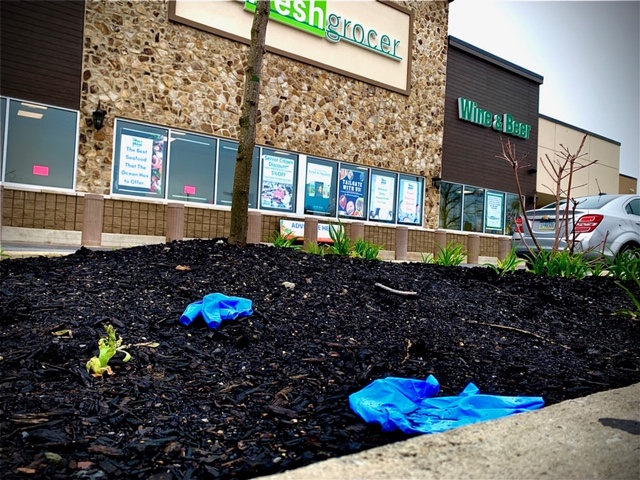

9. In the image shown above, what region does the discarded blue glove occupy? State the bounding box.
[180,293,253,329]
[349,374,544,435]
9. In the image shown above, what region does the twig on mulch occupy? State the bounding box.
[468,320,571,350]
[374,283,417,297]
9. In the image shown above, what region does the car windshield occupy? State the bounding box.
[541,196,617,210]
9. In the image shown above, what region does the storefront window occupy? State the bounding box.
[91,117,429,222]
[462,186,485,232]
[112,120,167,198]
[338,166,368,220]
[484,191,505,234]
[439,182,462,230]
[398,175,424,226]
[167,131,216,203]
[215,140,260,208]
[304,157,337,217]
[369,169,397,223]
[3,99,78,189]
[259,148,298,212]
[505,193,523,235]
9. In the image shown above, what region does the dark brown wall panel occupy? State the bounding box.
[0,0,85,110]
[442,43,540,201]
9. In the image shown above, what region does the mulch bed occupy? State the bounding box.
[1,239,639,479]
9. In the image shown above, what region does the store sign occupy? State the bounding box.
[170,0,411,93]
[245,0,327,37]
[457,97,532,140]
[244,0,402,60]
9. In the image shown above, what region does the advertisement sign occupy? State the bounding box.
[485,191,505,232]
[369,171,396,221]
[260,154,296,211]
[338,167,367,218]
[280,220,334,243]
[398,177,422,225]
[118,134,165,195]
[305,161,335,215]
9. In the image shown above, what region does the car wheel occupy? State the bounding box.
[619,242,640,259]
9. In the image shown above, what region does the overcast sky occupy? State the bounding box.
[448,0,640,185]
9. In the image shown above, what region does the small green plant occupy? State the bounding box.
[0,245,9,259]
[303,241,329,256]
[601,250,639,281]
[427,241,467,267]
[352,238,382,260]
[86,324,131,377]
[589,260,609,277]
[420,252,434,264]
[328,220,351,256]
[616,276,640,320]
[270,229,301,249]
[485,248,525,276]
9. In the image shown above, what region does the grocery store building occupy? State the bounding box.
[1,0,455,252]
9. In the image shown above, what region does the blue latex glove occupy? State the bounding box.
[349,374,544,434]
[180,293,253,329]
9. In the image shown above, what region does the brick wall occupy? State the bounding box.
[1,188,507,257]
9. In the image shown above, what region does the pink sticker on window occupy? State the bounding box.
[33,165,49,176]
[184,185,196,195]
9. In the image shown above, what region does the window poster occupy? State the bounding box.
[260,154,296,211]
[398,177,423,225]
[338,167,367,218]
[305,159,336,216]
[485,191,505,232]
[117,130,166,196]
[369,171,396,222]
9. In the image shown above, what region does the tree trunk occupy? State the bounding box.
[228,0,270,246]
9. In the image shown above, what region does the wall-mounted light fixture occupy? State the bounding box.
[431,176,442,190]
[92,101,107,131]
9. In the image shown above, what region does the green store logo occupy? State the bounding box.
[244,0,402,61]
[457,97,532,140]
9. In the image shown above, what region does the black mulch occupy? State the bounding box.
[1,239,639,479]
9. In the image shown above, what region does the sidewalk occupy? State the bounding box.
[258,382,640,480]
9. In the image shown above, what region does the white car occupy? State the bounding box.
[512,194,640,259]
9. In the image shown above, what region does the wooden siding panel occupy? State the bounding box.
[0,0,85,110]
[442,45,540,202]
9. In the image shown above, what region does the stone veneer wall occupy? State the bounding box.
[78,0,449,229]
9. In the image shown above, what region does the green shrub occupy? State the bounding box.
[526,249,591,279]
